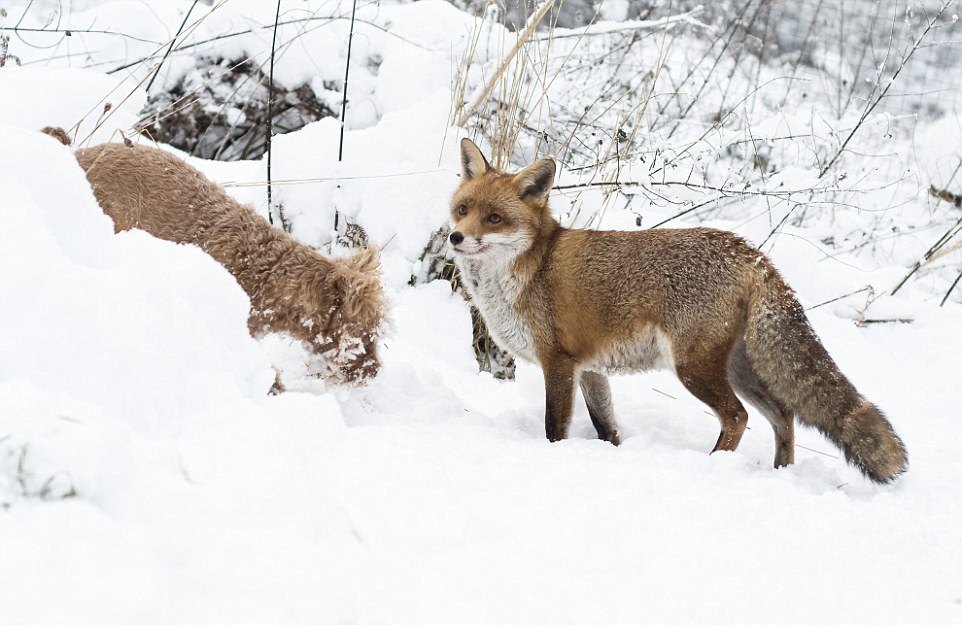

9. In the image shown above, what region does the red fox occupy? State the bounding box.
[449,138,907,483]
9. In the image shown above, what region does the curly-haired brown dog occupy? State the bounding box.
[44,127,384,384]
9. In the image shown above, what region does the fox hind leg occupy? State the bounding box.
[728,342,795,468]
[675,349,749,454]
[579,370,621,446]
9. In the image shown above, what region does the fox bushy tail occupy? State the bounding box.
[744,279,908,483]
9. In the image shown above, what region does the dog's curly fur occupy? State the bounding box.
[44,128,384,384]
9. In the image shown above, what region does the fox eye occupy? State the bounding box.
[486,214,502,224]
[456,204,468,216]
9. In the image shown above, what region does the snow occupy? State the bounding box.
[2,1,962,623]
[0,66,145,145]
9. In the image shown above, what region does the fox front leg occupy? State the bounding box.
[541,352,577,442]
[579,370,621,446]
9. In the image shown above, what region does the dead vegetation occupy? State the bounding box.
[138,55,336,160]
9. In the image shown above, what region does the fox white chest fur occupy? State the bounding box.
[456,256,537,362]
[457,254,673,375]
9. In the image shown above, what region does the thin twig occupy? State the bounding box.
[891,214,962,294]
[532,6,709,41]
[1,24,162,45]
[338,0,358,162]
[220,168,449,187]
[940,270,962,306]
[859,318,914,325]
[105,11,425,75]
[266,0,282,225]
[795,444,839,460]
[334,0,360,236]
[553,179,832,201]
[647,197,724,229]
[145,0,198,92]
[806,286,874,312]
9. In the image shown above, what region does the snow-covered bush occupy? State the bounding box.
[140,55,337,160]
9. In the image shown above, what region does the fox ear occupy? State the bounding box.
[514,158,556,203]
[460,138,490,180]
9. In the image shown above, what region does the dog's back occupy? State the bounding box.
[75,142,247,244]
[49,129,384,384]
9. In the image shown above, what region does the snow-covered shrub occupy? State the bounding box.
[140,55,337,160]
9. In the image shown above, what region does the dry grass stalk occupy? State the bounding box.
[455,0,555,128]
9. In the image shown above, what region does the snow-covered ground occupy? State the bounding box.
[1,1,961,622]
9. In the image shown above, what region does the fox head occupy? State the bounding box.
[448,138,556,262]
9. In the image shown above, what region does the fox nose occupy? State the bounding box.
[449,231,465,245]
